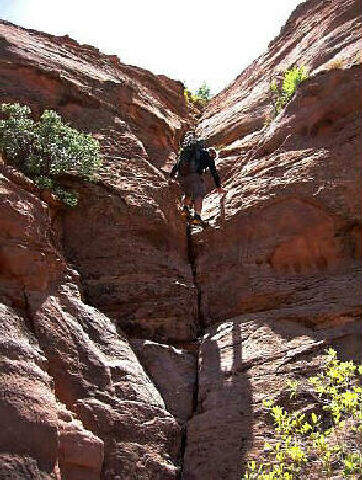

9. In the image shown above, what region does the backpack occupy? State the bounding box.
[178,137,205,177]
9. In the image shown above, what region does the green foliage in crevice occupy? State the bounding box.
[269,66,308,118]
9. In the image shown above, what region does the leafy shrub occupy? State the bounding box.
[269,66,308,117]
[54,187,78,207]
[0,103,102,206]
[196,82,211,101]
[243,348,362,479]
[184,82,212,107]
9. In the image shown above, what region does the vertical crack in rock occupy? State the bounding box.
[22,287,36,335]
[177,223,202,478]
[186,224,204,332]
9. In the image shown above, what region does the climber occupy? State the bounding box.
[170,132,225,224]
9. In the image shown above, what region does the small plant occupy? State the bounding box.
[325,58,344,70]
[196,82,211,101]
[243,348,362,479]
[269,66,308,117]
[53,187,79,207]
[0,103,102,206]
[264,113,272,127]
[184,88,194,105]
[354,51,362,64]
[184,82,212,108]
[343,452,362,477]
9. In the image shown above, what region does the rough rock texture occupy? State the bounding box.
[1,17,199,477]
[61,167,197,343]
[0,19,198,343]
[194,64,362,324]
[132,340,197,424]
[0,161,184,478]
[1,0,361,478]
[180,0,362,477]
[198,0,362,147]
[0,20,188,169]
[183,313,361,479]
[0,301,105,480]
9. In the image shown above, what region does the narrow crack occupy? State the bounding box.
[186,223,204,332]
[179,223,203,478]
[185,223,202,417]
[22,287,36,334]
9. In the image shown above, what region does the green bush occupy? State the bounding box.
[243,348,362,479]
[184,82,212,107]
[269,66,308,117]
[0,103,102,206]
[196,82,211,101]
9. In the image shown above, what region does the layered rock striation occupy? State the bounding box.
[198,0,361,147]
[184,0,362,477]
[0,18,198,344]
[0,19,196,479]
[0,159,186,479]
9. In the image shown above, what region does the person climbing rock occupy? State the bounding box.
[170,131,225,225]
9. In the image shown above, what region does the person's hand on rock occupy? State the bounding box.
[213,187,227,194]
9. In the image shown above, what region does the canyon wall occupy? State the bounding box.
[0,0,361,478]
[0,19,196,480]
[185,0,362,477]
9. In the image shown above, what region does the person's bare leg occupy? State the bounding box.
[194,197,202,217]
[183,196,192,207]
[181,195,192,217]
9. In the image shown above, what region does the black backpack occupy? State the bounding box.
[178,138,205,177]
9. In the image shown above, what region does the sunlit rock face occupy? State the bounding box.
[192,0,362,326]
[197,0,362,148]
[0,20,189,169]
[193,64,362,325]
[0,18,195,478]
[0,19,198,344]
[0,0,361,478]
[184,0,362,477]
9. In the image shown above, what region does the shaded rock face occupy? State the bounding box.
[131,340,197,424]
[0,161,184,479]
[62,169,197,343]
[0,0,361,479]
[183,314,361,479]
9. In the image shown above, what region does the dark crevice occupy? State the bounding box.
[179,428,187,478]
[178,224,203,478]
[186,223,205,332]
[22,287,35,334]
[179,344,200,480]
[185,221,203,419]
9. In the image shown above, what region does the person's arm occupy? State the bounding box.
[208,157,221,188]
[170,160,180,178]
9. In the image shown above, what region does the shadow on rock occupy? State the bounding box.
[183,322,253,479]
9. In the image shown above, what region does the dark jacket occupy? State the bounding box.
[170,149,221,188]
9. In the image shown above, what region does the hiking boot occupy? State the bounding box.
[191,213,202,224]
[180,205,190,216]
